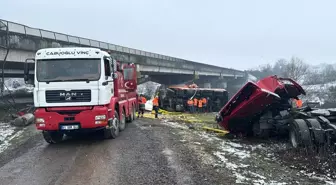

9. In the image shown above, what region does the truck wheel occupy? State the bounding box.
[252,121,270,139]
[104,111,120,139]
[42,131,63,144]
[131,105,136,121]
[119,109,126,131]
[305,119,326,146]
[289,119,312,148]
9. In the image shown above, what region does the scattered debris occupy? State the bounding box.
[159,113,336,184]
[12,113,34,127]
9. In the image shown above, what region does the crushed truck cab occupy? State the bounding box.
[24,48,138,144]
[216,75,336,148]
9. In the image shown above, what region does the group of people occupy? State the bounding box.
[186,97,209,113]
[138,94,159,118]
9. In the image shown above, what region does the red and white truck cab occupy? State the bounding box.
[23,47,138,143]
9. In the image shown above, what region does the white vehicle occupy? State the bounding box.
[24,47,138,144]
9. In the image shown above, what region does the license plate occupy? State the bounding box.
[61,125,79,130]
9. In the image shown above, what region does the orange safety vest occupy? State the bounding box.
[187,99,193,106]
[296,99,303,108]
[193,98,198,106]
[153,97,159,106]
[198,99,203,108]
[141,97,147,104]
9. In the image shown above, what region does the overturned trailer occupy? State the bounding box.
[215,75,336,148]
[158,85,228,112]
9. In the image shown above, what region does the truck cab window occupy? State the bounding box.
[104,59,111,77]
[123,68,134,80]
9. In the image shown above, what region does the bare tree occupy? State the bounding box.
[304,69,323,85]
[282,57,309,82]
[247,63,274,80]
[322,64,336,83]
[273,59,288,76]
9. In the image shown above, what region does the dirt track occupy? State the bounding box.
[0,117,335,185]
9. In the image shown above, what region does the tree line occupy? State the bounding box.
[247,57,336,103]
[248,57,336,85]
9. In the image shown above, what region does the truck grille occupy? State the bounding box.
[45,90,91,103]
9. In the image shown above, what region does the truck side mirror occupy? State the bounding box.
[113,60,117,72]
[24,58,35,84]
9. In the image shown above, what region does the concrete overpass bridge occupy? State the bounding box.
[0,19,247,89]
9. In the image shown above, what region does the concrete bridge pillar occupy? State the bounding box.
[204,82,211,88]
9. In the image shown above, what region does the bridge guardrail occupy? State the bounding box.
[0,19,245,77]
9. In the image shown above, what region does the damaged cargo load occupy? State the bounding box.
[158,83,228,112]
[216,75,336,148]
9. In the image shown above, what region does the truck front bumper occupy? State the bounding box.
[34,106,109,131]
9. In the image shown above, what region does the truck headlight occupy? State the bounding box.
[95,115,106,121]
[36,118,45,123]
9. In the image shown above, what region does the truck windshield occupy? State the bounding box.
[36,58,101,82]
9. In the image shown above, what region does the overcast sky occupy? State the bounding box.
[1,0,336,70]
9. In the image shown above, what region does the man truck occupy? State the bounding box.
[23,47,138,144]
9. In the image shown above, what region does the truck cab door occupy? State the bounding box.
[122,63,137,91]
[103,57,114,100]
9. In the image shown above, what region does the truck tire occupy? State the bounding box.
[131,105,136,121]
[289,119,312,148]
[104,110,120,139]
[252,121,270,139]
[42,131,63,144]
[119,109,126,131]
[305,119,325,146]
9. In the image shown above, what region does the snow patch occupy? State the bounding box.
[218,142,250,159]
[161,120,188,130]
[300,171,336,185]
[3,78,33,94]
[0,123,23,153]
[0,123,15,142]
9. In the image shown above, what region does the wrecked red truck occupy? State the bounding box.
[216,75,336,148]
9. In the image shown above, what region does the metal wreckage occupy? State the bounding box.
[215,75,336,148]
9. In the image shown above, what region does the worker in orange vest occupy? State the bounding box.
[187,99,194,113]
[138,94,147,118]
[152,96,159,118]
[193,98,198,112]
[296,99,303,108]
[201,97,207,112]
[198,99,203,113]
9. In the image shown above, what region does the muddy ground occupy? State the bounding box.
[0,110,336,184]
[154,112,336,184]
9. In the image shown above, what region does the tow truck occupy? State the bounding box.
[23,47,138,144]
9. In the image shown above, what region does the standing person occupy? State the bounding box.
[296,98,303,108]
[202,97,207,112]
[193,97,198,112]
[138,94,147,118]
[207,97,212,112]
[187,99,194,113]
[152,96,159,118]
[198,99,203,113]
